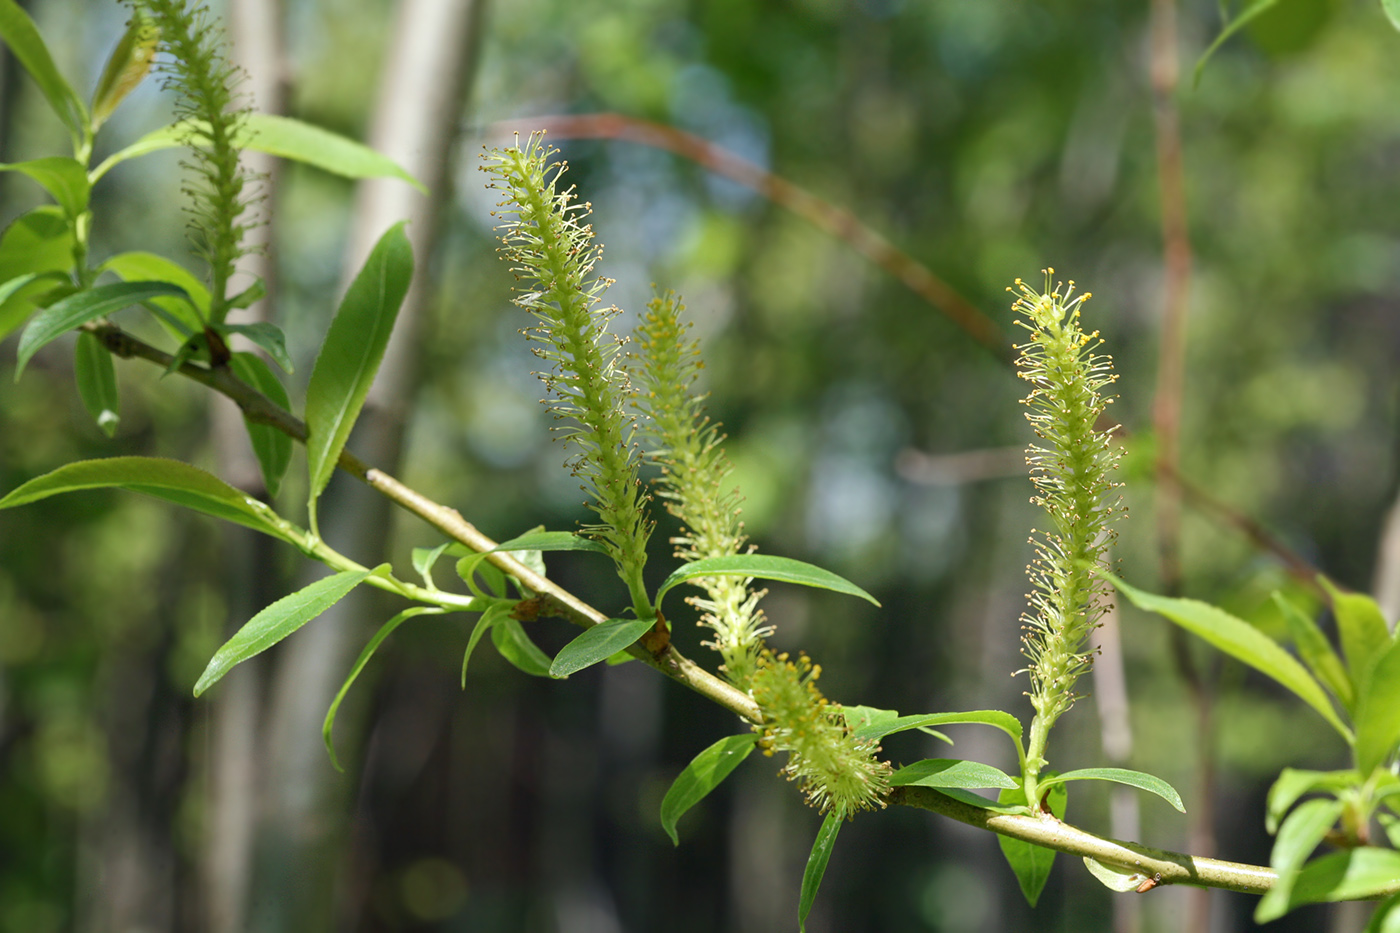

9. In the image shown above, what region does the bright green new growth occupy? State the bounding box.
[751,650,891,817]
[629,292,769,686]
[1012,272,1122,801]
[132,0,255,324]
[482,135,652,615]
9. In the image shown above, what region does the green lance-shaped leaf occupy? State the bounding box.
[1038,767,1185,813]
[228,352,293,498]
[1193,0,1280,86]
[0,456,298,543]
[219,322,293,373]
[90,113,424,187]
[91,13,159,130]
[1286,847,1400,910]
[1275,591,1355,713]
[491,618,557,678]
[1266,768,1358,834]
[0,157,91,219]
[461,603,512,686]
[1353,639,1400,775]
[0,0,87,138]
[1322,577,1393,697]
[842,706,951,745]
[799,811,842,933]
[655,554,879,615]
[1107,573,1353,742]
[324,605,443,771]
[1256,797,1346,923]
[99,251,209,336]
[0,272,62,341]
[1083,857,1155,893]
[852,709,1025,764]
[74,332,120,436]
[195,569,373,696]
[659,733,758,845]
[16,281,193,377]
[889,758,1019,790]
[549,618,656,678]
[997,782,1068,907]
[304,222,412,510]
[1370,893,1400,933]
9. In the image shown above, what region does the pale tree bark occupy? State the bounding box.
[242,0,488,928]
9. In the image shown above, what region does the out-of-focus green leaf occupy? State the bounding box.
[0,272,61,341]
[98,251,208,336]
[1275,591,1355,712]
[1382,0,1400,31]
[799,811,841,933]
[0,456,297,543]
[1266,768,1357,833]
[412,542,454,588]
[1287,848,1400,909]
[0,208,76,338]
[997,782,1067,906]
[1108,573,1352,741]
[549,618,654,678]
[461,603,511,685]
[659,733,758,845]
[490,617,557,678]
[228,353,293,498]
[74,332,119,436]
[1368,892,1400,933]
[889,758,1018,790]
[656,554,879,613]
[91,12,159,130]
[305,222,412,508]
[1353,639,1400,775]
[0,157,90,218]
[1256,798,1346,922]
[195,569,372,696]
[1040,768,1185,813]
[0,0,86,137]
[324,606,442,771]
[1323,578,1392,697]
[852,709,1024,748]
[17,281,192,377]
[91,113,424,189]
[1194,0,1280,86]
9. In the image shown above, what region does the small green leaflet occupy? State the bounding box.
[659,733,758,845]
[841,706,950,745]
[74,331,119,436]
[195,569,373,697]
[655,554,879,615]
[228,353,293,498]
[0,456,298,543]
[1266,768,1358,834]
[799,811,842,933]
[220,322,294,373]
[491,618,557,678]
[1107,572,1353,742]
[1039,768,1185,813]
[461,603,511,685]
[489,530,609,554]
[305,222,413,508]
[16,281,193,377]
[549,618,655,678]
[1082,857,1152,893]
[324,606,443,771]
[91,112,425,189]
[412,542,455,588]
[997,782,1067,906]
[889,758,1018,790]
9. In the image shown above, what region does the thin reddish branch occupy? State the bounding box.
[484,113,1012,363]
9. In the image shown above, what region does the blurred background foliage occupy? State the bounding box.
[1,0,1399,930]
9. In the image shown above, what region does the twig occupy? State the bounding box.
[481,113,1013,363]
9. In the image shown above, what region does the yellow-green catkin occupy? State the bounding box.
[132,0,255,324]
[629,291,768,686]
[482,135,652,615]
[750,650,891,817]
[1011,271,1123,802]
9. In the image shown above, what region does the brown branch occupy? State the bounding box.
[482,113,1013,364]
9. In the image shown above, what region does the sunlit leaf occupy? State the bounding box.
[889,758,1018,790]
[91,12,159,129]
[1108,573,1352,742]
[1353,639,1400,775]
[1256,798,1345,922]
[1322,577,1392,697]
[656,554,879,613]
[997,782,1067,906]
[549,618,655,678]
[799,811,842,933]
[659,733,758,845]
[305,222,412,507]
[1287,847,1400,909]
[1040,768,1185,813]
[1266,768,1357,834]
[195,569,373,696]
[324,606,443,771]
[1275,591,1355,712]
[0,157,90,218]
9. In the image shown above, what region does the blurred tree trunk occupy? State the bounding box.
[241,0,488,928]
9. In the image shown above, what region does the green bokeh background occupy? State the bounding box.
[1,0,1398,930]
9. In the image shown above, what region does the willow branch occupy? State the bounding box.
[84,320,761,723]
[482,113,1012,364]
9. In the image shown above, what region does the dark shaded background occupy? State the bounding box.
[1,0,1399,930]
